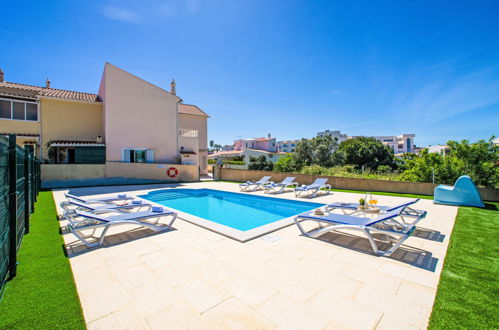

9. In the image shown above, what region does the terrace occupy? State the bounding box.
[41,181,459,329]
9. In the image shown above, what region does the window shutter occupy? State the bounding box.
[146,150,155,163]
[123,149,130,162]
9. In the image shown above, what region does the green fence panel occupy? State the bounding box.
[0,135,9,297]
[0,135,41,297]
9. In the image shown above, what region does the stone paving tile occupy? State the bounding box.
[52,182,459,329]
[115,264,156,290]
[201,297,277,329]
[128,280,179,318]
[138,249,176,269]
[257,293,330,330]
[87,306,150,330]
[375,313,423,330]
[153,261,196,288]
[219,275,278,307]
[79,283,131,322]
[306,288,383,329]
[73,265,117,294]
[174,278,231,313]
[145,303,209,329]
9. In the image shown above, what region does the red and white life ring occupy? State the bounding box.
[167,167,179,178]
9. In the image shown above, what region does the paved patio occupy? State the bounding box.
[53,182,458,329]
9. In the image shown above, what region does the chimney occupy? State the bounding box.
[0,68,4,82]
[170,79,176,95]
[45,78,51,88]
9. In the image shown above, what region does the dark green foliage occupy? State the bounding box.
[248,155,274,171]
[402,137,498,187]
[337,136,396,171]
[274,153,300,173]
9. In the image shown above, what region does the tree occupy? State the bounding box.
[209,140,214,150]
[337,137,396,170]
[294,139,314,167]
[213,144,222,152]
[248,155,274,171]
[292,135,340,168]
[401,137,498,187]
[274,154,299,172]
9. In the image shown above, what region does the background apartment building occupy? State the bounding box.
[209,134,285,164]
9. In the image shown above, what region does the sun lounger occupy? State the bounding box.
[60,199,151,215]
[264,177,298,194]
[294,178,331,198]
[66,207,177,247]
[239,176,272,191]
[294,205,427,256]
[327,198,423,217]
[65,193,134,204]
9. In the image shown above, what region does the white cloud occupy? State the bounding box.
[100,5,142,23]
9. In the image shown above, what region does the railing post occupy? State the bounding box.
[7,135,17,279]
[24,149,30,234]
[29,153,35,213]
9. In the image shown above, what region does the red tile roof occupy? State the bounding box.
[0,81,100,102]
[178,103,209,117]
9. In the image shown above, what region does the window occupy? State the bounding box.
[406,138,411,152]
[12,101,25,120]
[123,148,153,163]
[178,129,198,138]
[0,98,38,121]
[0,100,10,118]
[26,103,38,120]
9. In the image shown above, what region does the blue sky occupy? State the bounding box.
[1,0,498,147]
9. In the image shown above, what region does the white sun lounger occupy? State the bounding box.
[294,178,331,198]
[66,207,177,247]
[65,193,134,205]
[327,198,424,217]
[264,177,298,194]
[294,205,427,256]
[60,199,151,215]
[239,176,273,191]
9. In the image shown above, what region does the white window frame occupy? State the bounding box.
[121,148,154,163]
[0,97,39,122]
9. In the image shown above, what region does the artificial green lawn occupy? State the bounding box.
[429,202,499,329]
[0,191,85,329]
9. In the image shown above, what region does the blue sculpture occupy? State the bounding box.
[434,175,484,207]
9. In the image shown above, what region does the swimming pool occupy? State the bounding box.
[139,189,324,235]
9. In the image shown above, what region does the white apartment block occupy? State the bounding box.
[317,130,348,143]
[428,145,451,156]
[350,134,415,154]
[276,139,301,153]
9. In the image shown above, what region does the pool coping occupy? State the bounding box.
[137,188,325,242]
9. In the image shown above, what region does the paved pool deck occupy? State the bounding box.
[52,181,458,329]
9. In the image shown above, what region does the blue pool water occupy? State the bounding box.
[139,189,324,231]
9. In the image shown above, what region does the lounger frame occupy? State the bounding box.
[294,206,427,256]
[66,210,177,247]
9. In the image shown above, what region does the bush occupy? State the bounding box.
[248,155,273,171]
[224,160,245,165]
[299,165,401,181]
[274,154,300,173]
[400,137,498,187]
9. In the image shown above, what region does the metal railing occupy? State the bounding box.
[0,135,41,297]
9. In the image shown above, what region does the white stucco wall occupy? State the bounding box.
[99,63,180,163]
[179,112,208,174]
